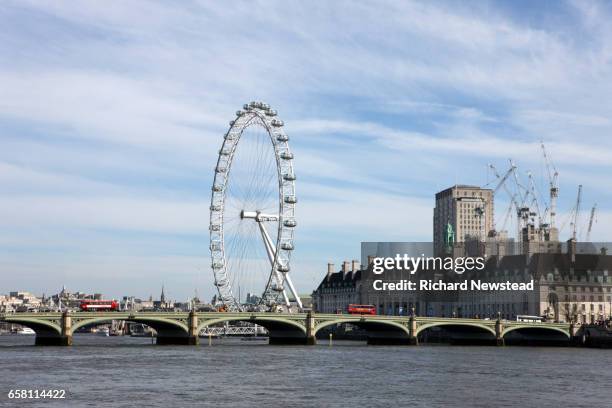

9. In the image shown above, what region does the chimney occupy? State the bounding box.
[327,263,334,281]
[567,238,576,264]
[367,255,375,269]
[342,261,350,277]
[352,260,360,273]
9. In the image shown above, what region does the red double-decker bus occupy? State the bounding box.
[79,299,119,312]
[347,304,377,315]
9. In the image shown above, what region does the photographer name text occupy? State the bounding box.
[373,279,534,291]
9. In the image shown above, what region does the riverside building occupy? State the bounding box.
[312,245,612,323]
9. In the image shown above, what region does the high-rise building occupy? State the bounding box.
[433,185,493,255]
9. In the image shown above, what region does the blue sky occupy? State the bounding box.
[1,0,612,302]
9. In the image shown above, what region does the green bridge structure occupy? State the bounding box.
[0,311,577,346]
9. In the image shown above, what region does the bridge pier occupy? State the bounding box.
[188,310,200,346]
[408,313,418,345]
[495,316,505,346]
[306,311,316,345]
[569,322,577,337]
[35,311,72,346]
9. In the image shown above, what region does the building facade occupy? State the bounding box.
[313,248,612,324]
[433,185,493,255]
[312,261,362,313]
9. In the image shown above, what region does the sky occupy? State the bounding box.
[1,0,612,302]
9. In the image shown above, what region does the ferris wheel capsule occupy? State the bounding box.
[283,219,297,228]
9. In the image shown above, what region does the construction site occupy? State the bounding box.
[433,142,601,258]
[315,143,611,324]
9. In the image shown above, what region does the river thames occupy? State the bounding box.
[1,335,611,408]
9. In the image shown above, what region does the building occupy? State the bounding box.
[153,286,172,310]
[433,185,493,255]
[312,244,612,323]
[312,261,362,313]
[1,292,42,313]
[452,245,612,323]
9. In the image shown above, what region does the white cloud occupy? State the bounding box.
[1,0,612,299]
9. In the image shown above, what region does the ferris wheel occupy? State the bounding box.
[209,101,302,312]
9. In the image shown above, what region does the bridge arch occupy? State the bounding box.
[502,325,570,339]
[416,322,497,337]
[313,318,411,345]
[313,318,410,337]
[3,318,62,336]
[198,315,307,344]
[70,316,189,336]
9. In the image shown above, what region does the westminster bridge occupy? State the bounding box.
[0,311,577,346]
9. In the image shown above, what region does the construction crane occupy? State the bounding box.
[488,163,519,234]
[489,163,516,194]
[570,185,582,241]
[508,159,533,240]
[585,203,597,242]
[526,171,543,227]
[510,159,529,206]
[541,142,559,229]
[500,193,517,233]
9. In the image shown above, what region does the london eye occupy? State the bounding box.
[209,101,302,312]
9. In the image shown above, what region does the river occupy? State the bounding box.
[0,335,610,407]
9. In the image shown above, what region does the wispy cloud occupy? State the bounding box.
[1,0,611,300]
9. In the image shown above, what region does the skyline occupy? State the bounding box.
[2,1,612,301]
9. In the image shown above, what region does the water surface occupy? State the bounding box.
[1,335,610,407]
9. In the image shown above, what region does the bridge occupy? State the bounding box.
[0,311,576,346]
